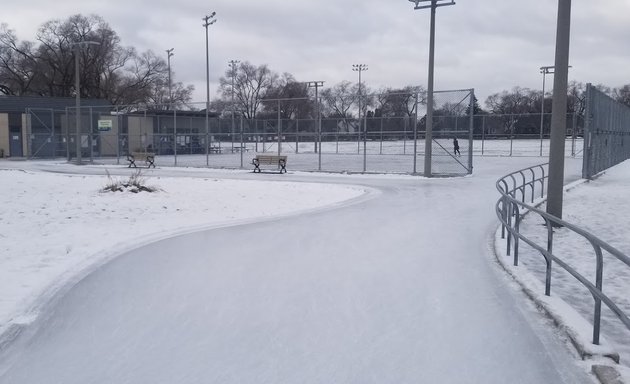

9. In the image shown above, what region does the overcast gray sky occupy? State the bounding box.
[3,0,629,105]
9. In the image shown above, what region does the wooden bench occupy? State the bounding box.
[252,154,287,173]
[127,151,156,168]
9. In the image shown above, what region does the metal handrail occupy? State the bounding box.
[496,163,630,345]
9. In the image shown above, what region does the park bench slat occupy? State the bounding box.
[251,154,287,173]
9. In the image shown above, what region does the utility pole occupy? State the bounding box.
[352,64,368,172]
[408,0,455,177]
[203,12,217,165]
[547,0,572,221]
[539,65,571,157]
[165,48,174,109]
[306,81,325,170]
[540,65,554,157]
[229,59,240,150]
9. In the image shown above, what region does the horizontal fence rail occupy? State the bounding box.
[496,163,630,345]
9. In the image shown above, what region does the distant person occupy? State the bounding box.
[453,137,461,156]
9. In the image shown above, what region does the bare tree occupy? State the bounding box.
[320,81,357,119]
[218,61,277,119]
[485,87,541,134]
[0,24,39,95]
[376,85,426,117]
[613,84,630,108]
[0,15,193,108]
[261,73,313,119]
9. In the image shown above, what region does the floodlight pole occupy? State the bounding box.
[539,65,570,157]
[203,12,217,166]
[307,81,325,170]
[539,66,554,156]
[352,64,368,172]
[229,59,240,151]
[165,48,174,109]
[72,40,100,165]
[547,0,572,221]
[409,0,455,177]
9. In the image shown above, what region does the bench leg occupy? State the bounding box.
[128,161,136,168]
[279,160,286,174]
[252,160,261,173]
[147,157,155,168]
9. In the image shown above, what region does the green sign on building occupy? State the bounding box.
[98,120,113,131]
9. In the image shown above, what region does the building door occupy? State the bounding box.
[9,126,23,157]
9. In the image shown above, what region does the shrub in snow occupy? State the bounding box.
[101,169,160,193]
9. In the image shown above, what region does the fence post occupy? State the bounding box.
[468,90,474,174]
[513,206,520,266]
[582,83,592,179]
[545,218,554,296]
[593,245,604,344]
[510,118,514,156]
[571,112,577,157]
[89,107,94,163]
[481,115,486,155]
[380,117,383,155]
[240,116,244,169]
[174,109,178,166]
[413,101,419,174]
[65,108,71,161]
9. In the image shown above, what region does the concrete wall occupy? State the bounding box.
[0,113,8,157]
[22,113,28,157]
[128,116,154,152]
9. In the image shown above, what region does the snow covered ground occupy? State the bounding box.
[0,155,616,383]
[0,162,368,342]
[500,159,630,371]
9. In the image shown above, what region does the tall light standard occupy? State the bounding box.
[352,64,368,172]
[408,0,455,177]
[165,48,174,108]
[202,12,216,165]
[72,40,100,165]
[229,59,240,150]
[547,0,572,221]
[539,65,571,156]
[306,81,324,170]
[539,65,554,156]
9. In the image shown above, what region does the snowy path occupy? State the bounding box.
[0,158,593,383]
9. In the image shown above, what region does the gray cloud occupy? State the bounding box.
[2,0,629,105]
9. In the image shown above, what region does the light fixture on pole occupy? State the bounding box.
[72,40,100,165]
[539,65,571,156]
[202,12,216,165]
[408,0,455,177]
[352,64,368,172]
[229,59,240,150]
[165,48,174,109]
[306,81,325,170]
[539,65,555,156]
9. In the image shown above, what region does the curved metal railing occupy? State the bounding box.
[496,163,630,345]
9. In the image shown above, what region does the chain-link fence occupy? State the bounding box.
[24,90,477,176]
[582,83,630,179]
[427,89,474,175]
[473,112,584,157]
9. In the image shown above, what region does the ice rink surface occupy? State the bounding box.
[0,157,595,383]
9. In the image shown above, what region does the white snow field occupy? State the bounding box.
[0,157,597,383]
[501,159,630,372]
